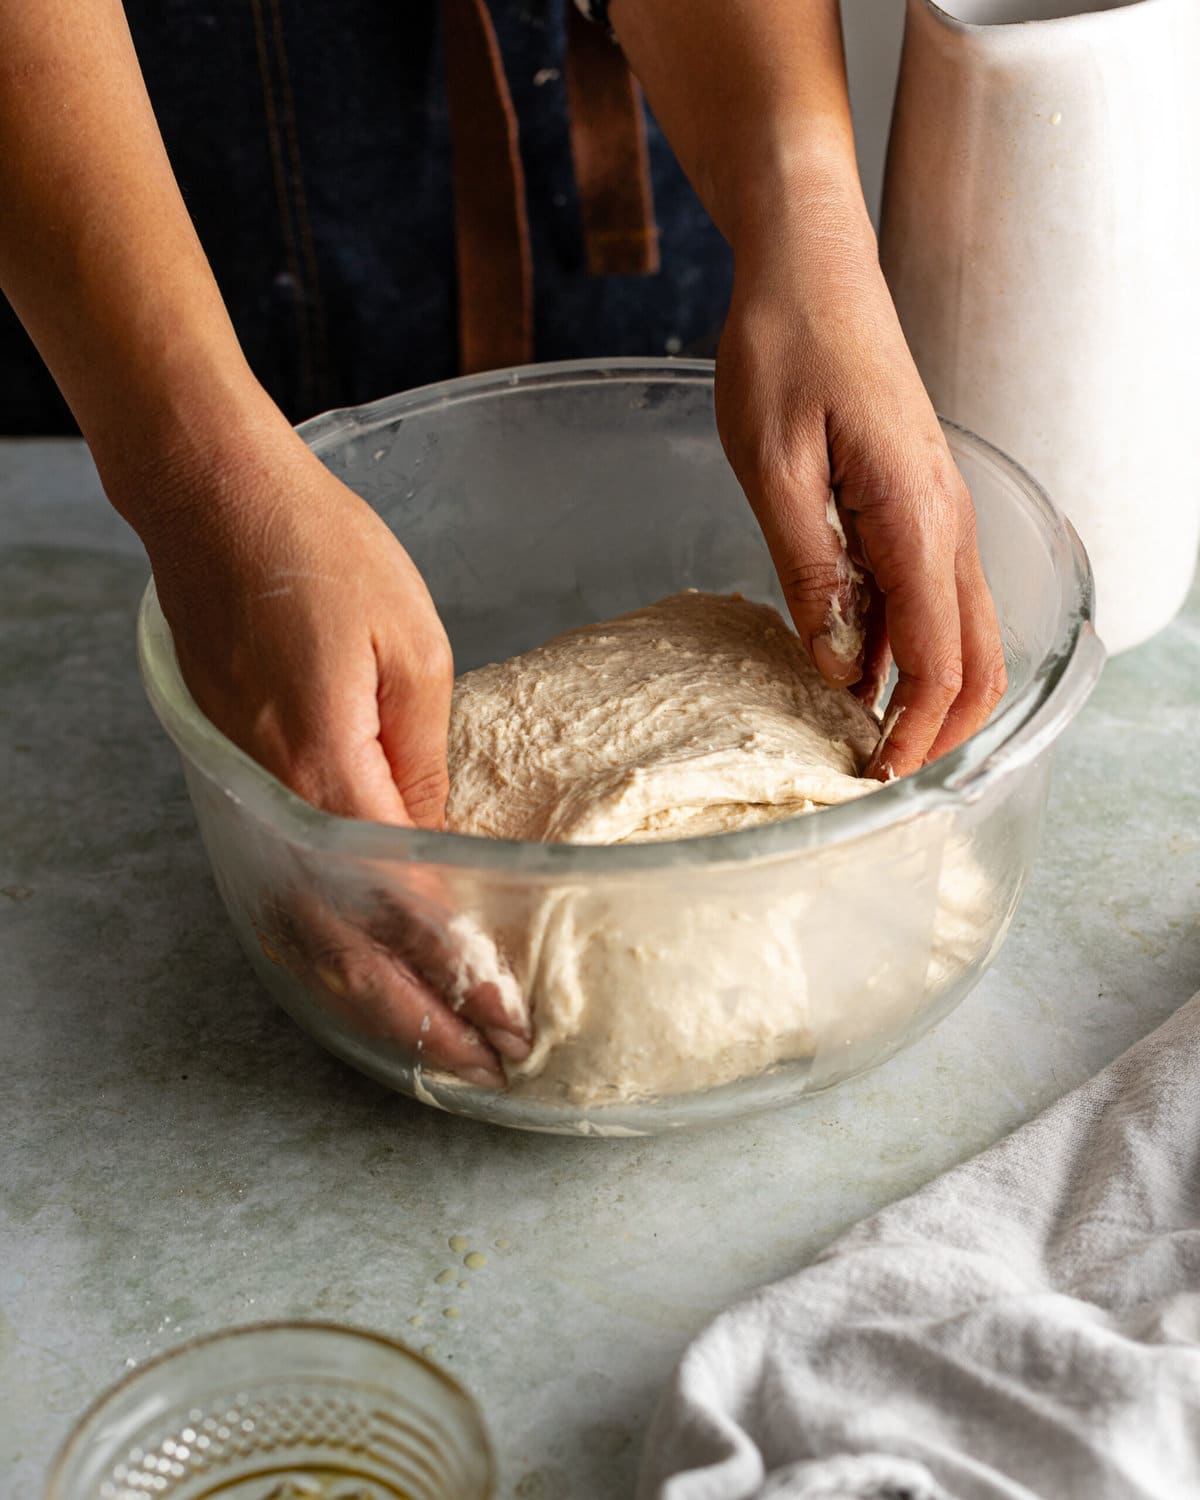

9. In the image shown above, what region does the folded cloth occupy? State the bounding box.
[640,993,1200,1500]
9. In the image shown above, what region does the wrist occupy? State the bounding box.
[93,351,300,548]
[727,149,877,280]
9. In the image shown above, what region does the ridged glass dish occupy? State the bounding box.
[44,1321,493,1500]
[137,360,1104,1135]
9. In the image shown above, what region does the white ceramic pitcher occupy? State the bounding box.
[880,0,1200,654]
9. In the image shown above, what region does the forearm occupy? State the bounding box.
[0,0,286,527]
[610,0,873,256]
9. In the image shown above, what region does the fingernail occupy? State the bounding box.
[255,929,282,966]
[459,1064,506,1089]
[485,1025,532,1062]
[315,963,348,997]
[812,633,862,688]
[865,702,906,780]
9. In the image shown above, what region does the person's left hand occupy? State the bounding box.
[715,194,1007,780]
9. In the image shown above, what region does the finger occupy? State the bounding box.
[240,658,418,829]
[271,644,449,831]
[258,890,507,1085]
[849,569,892,713]
[317,933,504,1083]
[859,509,963,779]
[749,469,867,688]
[375,627,454,830]
[367,887,531,1055]
[840,512,891,712]
[295,736,416,828]
[258,644,530,1062]
[253,718,525,1070]
[926,531,1008,761]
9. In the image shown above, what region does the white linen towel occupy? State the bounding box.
[640,993,1200,1500]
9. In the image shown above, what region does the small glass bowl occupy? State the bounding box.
[44,1321,494,1500]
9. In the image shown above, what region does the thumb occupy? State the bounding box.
[755,478,867,689]
[375,627,455,829]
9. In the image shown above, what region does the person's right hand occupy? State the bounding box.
[144,424,454,828]
[125,421,530,1083]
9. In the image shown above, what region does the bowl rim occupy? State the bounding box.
[43,1318,495,1498]
[137,357,1103,875]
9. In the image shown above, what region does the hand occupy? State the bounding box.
[140,425,455,826]
[716,198,1007,779]
[123,421,530,1079]
[255,878,530,1087]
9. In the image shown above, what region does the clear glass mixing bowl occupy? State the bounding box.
[137,360,1103,1135]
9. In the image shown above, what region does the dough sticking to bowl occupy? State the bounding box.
[440,591,992,1105]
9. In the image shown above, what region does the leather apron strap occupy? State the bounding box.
[443,0,658,375]
[442,0,533,374]
[565,3,660,276]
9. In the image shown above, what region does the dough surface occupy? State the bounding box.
[446,590,881,844]
[440,591,993,1107]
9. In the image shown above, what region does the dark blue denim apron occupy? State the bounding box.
[1,0,732,435]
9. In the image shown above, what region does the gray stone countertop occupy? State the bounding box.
[3,439,1197,1498]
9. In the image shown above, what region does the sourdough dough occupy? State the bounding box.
[442,591,993,1105]
[446,590,881,843]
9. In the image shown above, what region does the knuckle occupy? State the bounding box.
[313,946,372,998]
[929,448,972,506]
[908,481,968,536]
[846,447,969,525]
[955,493,981,544]
[976,651,1009,709]
[753,448,828,508]
[284,757,329,808]
[718,414,828,514]
[779,559,848,614]
[903,430,970,501]
[414,630,454,690]
[921,654,965,704]
[382,628,455,713]
[857,494,960,592]
[400,765,450,815]
[341,954,384,997]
